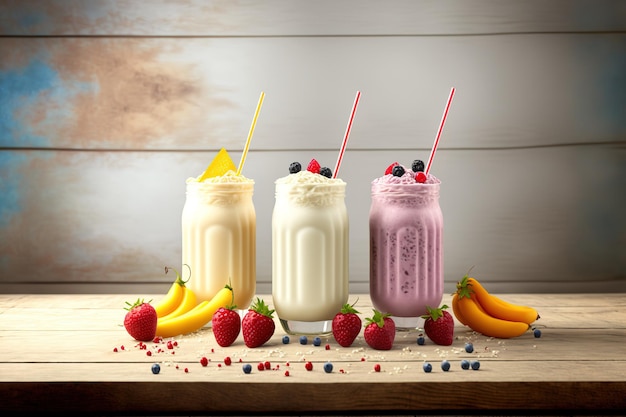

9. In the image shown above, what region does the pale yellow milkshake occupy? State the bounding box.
[182,152,256,310]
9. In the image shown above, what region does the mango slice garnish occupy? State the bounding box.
[198,148,237,181]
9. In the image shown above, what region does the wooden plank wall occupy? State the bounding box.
[0,0,624,295]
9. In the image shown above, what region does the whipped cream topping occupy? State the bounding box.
[187,170,254,184]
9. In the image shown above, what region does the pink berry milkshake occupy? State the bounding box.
[369,160,443,330]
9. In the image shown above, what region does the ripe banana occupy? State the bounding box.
[156,285,234,338]
[466,277,539,325]
[456,293,530,338]
[158,285,197,322]
[451,293,468,326]
[154,267,189,318]
[453,274,537,338]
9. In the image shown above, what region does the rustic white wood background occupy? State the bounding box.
[0,0,624,294]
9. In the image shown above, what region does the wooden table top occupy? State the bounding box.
[1,293,625,415]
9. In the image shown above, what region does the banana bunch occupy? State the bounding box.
[452,274,539,338]
[152,267,234,338]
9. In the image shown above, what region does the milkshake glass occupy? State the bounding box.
[369,168,443,330]
[182,171,256,309]
[272,170,349,335]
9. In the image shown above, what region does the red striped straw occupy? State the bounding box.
[333,91,361,178]
[425,87,456,175]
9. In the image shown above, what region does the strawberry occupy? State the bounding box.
[242,298,275,348]
[363,310,395,350]
[332,301,362,347]
[307,158,321,174]
[212,306,241,347]
[385,162,399,175]
[422,305,454,346]
[123,299,157,341]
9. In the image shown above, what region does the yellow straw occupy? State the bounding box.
[237,91,265,175]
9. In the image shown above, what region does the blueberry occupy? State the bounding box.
[412,159,425,172]
[289,162,301,174]
[423,362,432,373]
[461,360,470,370]
[441,360,450,372]
[242,363,252,374]
[465,342,474,353]
[313,337,322,346]
[471,360,481,370]
[534,328,542,338]
[319,167,332,178]
[323,362,333,373]
[282,335,290,344]
[151,363,160,374]
[417,336,425,345]
[392,165,405,177]
[299,335,308,345]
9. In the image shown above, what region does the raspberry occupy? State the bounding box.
[385,162,398,175]
[307,159,321,174]
[305,361,313,371]
[415,172,427,183]
[374,364,381,372]
[200,357,208,367]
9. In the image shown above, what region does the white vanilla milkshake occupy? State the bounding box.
[272,168,349,335]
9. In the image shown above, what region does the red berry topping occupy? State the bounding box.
[374,364,381,372]
[385,162,399,175]
[200,357,208,366]
[257,362,265,371]
[305,361,313,371]
[415,172,427,183]
[307,158,321,174]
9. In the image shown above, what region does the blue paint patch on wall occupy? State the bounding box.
[0,152,26,228]
[0,59,59,147]
[0,59,60,228]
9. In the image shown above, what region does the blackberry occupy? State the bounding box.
[320,167,333,178]
[412,159,425,172]
[392,165,405,177]
[289,162,301,174]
